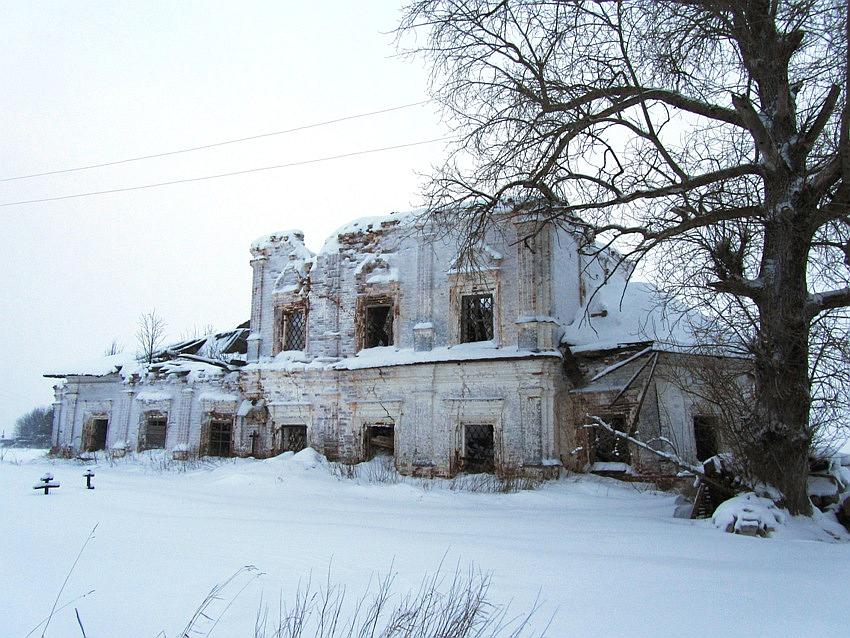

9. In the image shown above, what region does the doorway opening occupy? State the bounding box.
[85,417,109,451]
[462,423,495,473]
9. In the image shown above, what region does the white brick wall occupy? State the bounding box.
[50,213,717,479]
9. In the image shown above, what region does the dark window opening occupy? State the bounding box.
[283,310,306,351]
[85,418,109,452]
[594,415,631,463]
[141,415,167,450]
[364,305,394,348]
[277,425,307,453]
[461,294,494,343]
[365,424,394,459]
[462,423,495,473]
[693,416,719,462]
[207,419,233,457]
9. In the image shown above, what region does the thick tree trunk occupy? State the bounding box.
[750,221,813,516]
[741,16,815,515]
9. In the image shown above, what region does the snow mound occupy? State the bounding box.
[712,493,786,537]
[261,447,326,472]
[807,475,839,498]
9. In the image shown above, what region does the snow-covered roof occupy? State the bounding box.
[562,281,699,354]
[338,342,560,370]
[44,350,142,379]
[45,323,249,379]
[246,341,560,373]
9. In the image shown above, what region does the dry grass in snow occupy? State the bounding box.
[1,448,847,637]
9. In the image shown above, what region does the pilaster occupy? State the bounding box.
[515,220,557,351]
[414,228,435,351]
[319,253,341,360]
[51,386,63,447]
[247,255,267,362]
[175,387,194,457]
[117,387,136,453]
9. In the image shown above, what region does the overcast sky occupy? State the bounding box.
[0,1,448,431]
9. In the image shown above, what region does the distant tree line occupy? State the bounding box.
[13,406,53,447]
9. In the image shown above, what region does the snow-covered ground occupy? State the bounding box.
[1,448,847,637]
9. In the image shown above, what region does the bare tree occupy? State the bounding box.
[399,0,849,514]
[178,323,216,341]
[103,339,123,357]
[136,309,166,365]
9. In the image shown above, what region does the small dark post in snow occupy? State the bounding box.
[33,472,60,495]
[83,469,95,490]
[250,430,259,457]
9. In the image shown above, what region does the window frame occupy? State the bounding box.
[460,293,495,343]
[276,424,308,453]
[364,303,394,348]
[449,274,499,346]
[282,308,307,351]
[363,422,395,460]
[356,294,397,351]
[140,413,168,451]
[273,301,308,354]
[206,417,234,457]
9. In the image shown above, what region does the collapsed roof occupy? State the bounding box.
[44,322,249,379]
[561,281,704,355]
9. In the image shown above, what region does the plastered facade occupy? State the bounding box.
[50,212,721,478]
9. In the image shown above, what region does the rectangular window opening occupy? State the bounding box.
[283,309,306,351]
[141,415,167,451]
[364,424,394,459]
[207,419,233,457]
[364,304,394,348]
[277,425,307,453]
[462,423,495,473]
[85,418,109,452]
[594,415,631,464]
[460,294,494,343]
[693,416,719,462]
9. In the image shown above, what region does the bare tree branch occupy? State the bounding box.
[136,309,166,365]
[399,0,850,515]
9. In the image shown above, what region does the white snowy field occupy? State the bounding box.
[1,448,847,638]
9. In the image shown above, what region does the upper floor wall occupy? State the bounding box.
[247,212,615,363]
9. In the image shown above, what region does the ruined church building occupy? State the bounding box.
[49,212,723,478]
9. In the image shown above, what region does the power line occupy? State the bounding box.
[1,99,433,183]
[0,136,451,208]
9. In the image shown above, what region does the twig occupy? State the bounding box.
[24,590,95,638]
[40,523,99,638]
[75,608,88,638]
[583,415,704,475]
[181,565,262,637]
[583,415,753,494]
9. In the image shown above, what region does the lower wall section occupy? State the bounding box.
[251,358,563,477]
[52,357,566,478]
